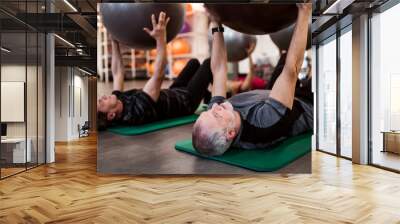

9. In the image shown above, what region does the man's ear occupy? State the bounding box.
[107,112,116,121]
[226,129,236,141]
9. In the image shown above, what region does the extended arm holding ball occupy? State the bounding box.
[208,13,228,98]
[269,3,311,109]
[111,38,124,92]
[142,12,170,102]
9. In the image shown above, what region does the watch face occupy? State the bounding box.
[212,27,224,34]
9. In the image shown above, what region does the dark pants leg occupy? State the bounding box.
[185,58,213,108]
[267,53,286,90]
[169,59,200,89]
[295,78,313,104]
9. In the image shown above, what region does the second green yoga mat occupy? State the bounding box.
[175,132,312,172]
[107,104,207,135]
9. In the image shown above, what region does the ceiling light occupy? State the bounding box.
[1,47,11,53]
[323,0,354,15]
[54,34,75,48]
[63,0,78,12]
[323,0,341,14]
[78,67,92,76]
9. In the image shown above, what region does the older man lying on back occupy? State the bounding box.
[192,4,313,156]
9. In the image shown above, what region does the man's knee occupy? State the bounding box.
[202,58,211,67]
[200,58,213,84]
[187,58,200,68]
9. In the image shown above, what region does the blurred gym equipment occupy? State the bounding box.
[171,38,191,55]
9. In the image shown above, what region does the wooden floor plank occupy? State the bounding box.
[0,134,399,223]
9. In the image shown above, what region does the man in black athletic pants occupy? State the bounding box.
[192,4,313,156]
[97,12,212,130]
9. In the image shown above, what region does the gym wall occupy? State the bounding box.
[55,67,89,141]
[1,65,43,140]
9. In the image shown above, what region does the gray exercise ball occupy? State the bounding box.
[269,23,312,51]
[209,26,257,62]
[100,3,185,49]
[205,4,298,35]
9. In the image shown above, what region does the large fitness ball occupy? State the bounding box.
[205,4,298,35]
[269,23,312,51]
[100,3,185,49]
[171,38,191,55]
[209,26,257,62]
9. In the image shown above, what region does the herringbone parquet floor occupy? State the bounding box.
[0,134,400,224]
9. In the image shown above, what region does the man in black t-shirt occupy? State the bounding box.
[97,12,212,130]
[192,4,313,156]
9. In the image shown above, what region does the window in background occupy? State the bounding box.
[317,36,337,154]
[339,27,352,158]
[370,2,400,171]
[0,0,46,179]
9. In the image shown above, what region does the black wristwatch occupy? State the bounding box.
[211,26,224,34]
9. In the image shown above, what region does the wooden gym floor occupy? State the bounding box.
[1,134,400,223]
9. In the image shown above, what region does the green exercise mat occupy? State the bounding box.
[175,132,312,172]
[107,104,207,135]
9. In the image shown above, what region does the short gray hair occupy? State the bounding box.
[192,122,232,156]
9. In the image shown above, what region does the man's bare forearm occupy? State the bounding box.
[283,7,311,79]
[268,4,311,109]
[111,40,124,91]
[142,12,170,102]
[152,39,167,80]
[142,39,167,102]
[210,21,228,97]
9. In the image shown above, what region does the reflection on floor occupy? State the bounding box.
[1,162,45,179]
[373,150,400,171]
[0,167,25,178]
[0,134,400,223]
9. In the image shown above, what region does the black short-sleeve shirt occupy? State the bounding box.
[113,88,194,126]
